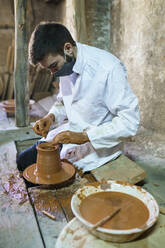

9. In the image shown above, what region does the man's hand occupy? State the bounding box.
[52,130,89,145]
[33,113,55,138]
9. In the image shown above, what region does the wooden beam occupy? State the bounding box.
[28,187,67,247]
[91,154,146,184]
[73,0,87,43]
[0,141,44,248]
[0,108,40,143]
[0,126,40,143]
[14,0,29,127]
[0,109,40,143]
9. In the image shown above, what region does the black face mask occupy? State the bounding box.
[54,54,76,77]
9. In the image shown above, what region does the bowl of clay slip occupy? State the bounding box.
[23,142,75,185]
[71,180,159,243]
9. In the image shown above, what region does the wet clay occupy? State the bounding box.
[79,191,149,230]
[31,191,59,212]
[35,142,61,177]
[23,142,76,185]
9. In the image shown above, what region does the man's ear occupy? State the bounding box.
[64,42,73,56]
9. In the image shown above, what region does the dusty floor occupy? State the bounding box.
[124,127,165,211]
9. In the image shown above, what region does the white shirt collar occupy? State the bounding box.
[73,42,84,75]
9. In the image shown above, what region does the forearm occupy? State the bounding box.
[87,107,140,150]
[52,130,89,145]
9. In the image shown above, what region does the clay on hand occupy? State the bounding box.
[52,130,89,145]
[33,114,55,138]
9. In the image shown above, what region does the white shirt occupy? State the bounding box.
[44,42,140,172]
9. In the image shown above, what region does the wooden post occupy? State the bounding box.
[14,0,29,127]
[74,0,87,43]
[85,0,111,51]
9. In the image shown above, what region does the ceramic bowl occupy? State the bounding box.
[71,180,159,243]
[0,99,35,113]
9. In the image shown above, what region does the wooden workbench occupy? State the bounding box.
[0,107,165,248]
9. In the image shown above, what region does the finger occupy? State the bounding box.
[39,121,46,131]
[53,132,64,144]
[33,124,42,135]
[41,120,51,133]
[52,137,59,144]
[42,130,48,138]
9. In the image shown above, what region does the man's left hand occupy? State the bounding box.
[52,130,89,145]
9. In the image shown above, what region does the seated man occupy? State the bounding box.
[17,22,140,173]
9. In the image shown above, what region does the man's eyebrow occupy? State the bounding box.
[48,61,57,69]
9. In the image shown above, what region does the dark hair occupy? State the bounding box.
[28,22,76,65]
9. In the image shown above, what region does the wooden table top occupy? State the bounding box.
[0,108,164,248]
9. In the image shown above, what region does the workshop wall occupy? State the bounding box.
[110,0,165,133]
[0,0,65,101]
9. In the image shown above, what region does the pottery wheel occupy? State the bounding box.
[23,161,75,185]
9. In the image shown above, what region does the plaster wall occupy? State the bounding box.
[111,0,165,133]
[0,0,14,72]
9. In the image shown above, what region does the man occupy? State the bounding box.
[17,22,140,173]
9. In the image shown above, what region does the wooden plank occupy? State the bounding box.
[28,187,67,248]
[33,92,52,102]
[0,141,44,248]
[6,45,12,72]
[28,176,89,247]
[0,125,41,143]
[91,154,146,184]
[0,185,44,248]
[9,39,15,74]
[0,110,41,142]
[14,0,29,127]
[0,105,41,143]
[1,73,10,100]
[6,74,14,99]
[0,75,3,97]
[55,177,90,221]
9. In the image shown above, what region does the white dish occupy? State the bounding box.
[71,180,159,242]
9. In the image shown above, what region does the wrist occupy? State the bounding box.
[82,131,89,143]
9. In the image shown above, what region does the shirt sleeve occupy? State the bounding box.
[48,86,67,124]
[86,62,140,150]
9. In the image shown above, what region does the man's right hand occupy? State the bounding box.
[33,113,55,138]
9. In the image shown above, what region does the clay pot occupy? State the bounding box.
[34,143,61,180]
[23,142,76,185]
